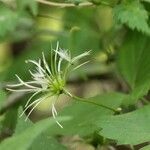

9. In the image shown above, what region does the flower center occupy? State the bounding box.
[50,76,65,95]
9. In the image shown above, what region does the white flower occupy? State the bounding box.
[7,42,90,128]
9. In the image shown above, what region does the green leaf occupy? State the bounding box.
[29,135,67,150]
[0,4,18,39]
[140,145,150,150]
[14,109,67,150]
[48,92,124,136]
[14,108,33,135]
[0,107,18,141]
[0,117,69,150]
[113,1,150,34]
[0,92,18,141]
[98,105,150,145]
[117,31,150,103]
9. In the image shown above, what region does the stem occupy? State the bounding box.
[36,0,93,7]
[63,89,118,113]
[73,95,117,112]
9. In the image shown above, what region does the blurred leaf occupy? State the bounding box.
[3,41,51,81]
[48,92,124,136]
[0,117,69,150]
[0,4,18,39]
[113,1,150,34]
[142,0,150,3]
[60,8,100,54]
[16,0,38,16]
[68,26,100,55]
[140,145,150,150]
[98,105,150,145]
[11,12,34,42]
[0,107,18,141]
[1,108,18,129]
[117,31,150,103]
[0,42,12,73]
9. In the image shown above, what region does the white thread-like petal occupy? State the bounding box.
[6,88,38,92]
[25,90,42,107]
[24,95,49,121]
[20,97,43,117]
[72,50,91,63]
[42,52,52,76]
[26,60,45,73]
[73,61,89,71]
[58,58,63,73]
[15,74,39,89]
[25,99,43,121]
[52,103,63,128]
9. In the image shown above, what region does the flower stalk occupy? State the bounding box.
[63,89,118,113]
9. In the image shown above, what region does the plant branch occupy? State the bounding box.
[36,0,94,7]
